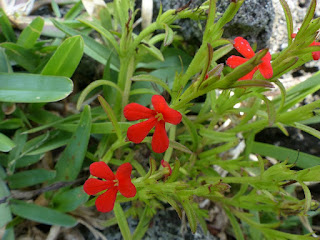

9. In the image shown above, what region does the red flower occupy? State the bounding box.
[83,162,136,213]
[226,37,273,80]
[161,159,172,178]
[124,95,182,153]
[291,33,320,60]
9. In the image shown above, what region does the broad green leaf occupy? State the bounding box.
[51,19,119,70]
[52,186,89,212]
[15,155,42,168]
[0,177,12,228]
[17,17,44,48]
[10,199,77,227]
[0,72,73,102]
[0,9,16,42]
[0,118,23,129]
[0,132,15,152]
[252,142,320,169]
[54,106,91,181]
[0,43,39,72]
[0,48,12,73]
[6,169,56,189]
[41,35,84,77]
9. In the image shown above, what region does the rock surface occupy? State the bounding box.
[153,0,275,48]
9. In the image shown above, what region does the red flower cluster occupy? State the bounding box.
[124,95,182,153]
[226,37,273,80]
[83,162,136,213]
[291,33,320,60]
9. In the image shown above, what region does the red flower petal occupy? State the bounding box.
[123,103,155,121]
[261,51,272,62]
[312,51,320,60]
[234,37,255,59]
[291,33,297,38]
[90,162,115,180]
[239,68,257,80]
[259,61,273,79]
[118,179,137,198]
[226,56,248,69]
[83,178,114,195]
[116,163,132,181]
[95,187,118,213]
[151,95,168,113]
[151,95,182,125]
[311,42,320,60]
[127,117,157,143]
[151,121,169,153]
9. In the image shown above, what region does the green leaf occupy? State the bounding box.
[0,132,15,152]
[0,72,73,102]
[6,169,56,189]
[10,199,77,227]
[163,24,174,46]
[251,142,320,169]
[224,206,245,240]
[132,206,153,240]
[41,35,84,77]
[52,186,89,212]
[0,43,39,72]
[180,198,197,233]
[114,203,132,240]
[98,95,122,140]
[54,106,91,181]
[17,17,44,48]
[51,19,119,70]
[26,131,72,156]
[0,48,12,73]
[296,0,317,37]
[182,115,199,151]
[0,177,12,228]
[291,122,320,140]
[131,74,172,95]
[77,79,123,110]
[140,43,164,62]
[78,18,119,53]
[0,9,16,42]
[279,0,293,45]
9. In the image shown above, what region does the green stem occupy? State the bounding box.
[164,125,176,163]
[113,203,132,240]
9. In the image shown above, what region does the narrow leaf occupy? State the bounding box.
[279,0,293,45]
[6,169,56,189]
[10,199,77,227]
[54,106,91,181]
[0,9,16,42]
[114,203,132,240]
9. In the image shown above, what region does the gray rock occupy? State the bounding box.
[152,0,275,48]
[86,207,217,240]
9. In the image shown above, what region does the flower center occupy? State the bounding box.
[113,179,119,186]
[155,112,164,121]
